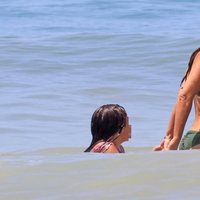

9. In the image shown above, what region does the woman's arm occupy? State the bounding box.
[166,92,193,149]
[166,104,176,137]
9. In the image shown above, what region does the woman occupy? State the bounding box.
[153,48,200,150]
[84,104,132,153]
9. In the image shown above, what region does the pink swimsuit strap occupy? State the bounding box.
[91,141,113,153]
[91,141,124,153]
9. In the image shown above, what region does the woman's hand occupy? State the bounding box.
[165,137,180,150]
[152,138,165,151]
[152,136,172,151]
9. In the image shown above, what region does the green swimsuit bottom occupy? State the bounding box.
[179,130,200,150]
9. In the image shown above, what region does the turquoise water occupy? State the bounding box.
[0,0,200,199]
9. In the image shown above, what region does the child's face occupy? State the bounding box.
[121,117,132,142]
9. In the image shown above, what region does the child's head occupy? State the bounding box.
[84,104,131,152]
[91,104,128,142]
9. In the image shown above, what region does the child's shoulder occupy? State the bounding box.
[104,142,121,153]
[91,141,124,153]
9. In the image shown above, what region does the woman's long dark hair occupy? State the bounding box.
[84,104,127,152]
[180,48,200,85]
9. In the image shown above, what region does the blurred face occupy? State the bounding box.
[120,117,132,142]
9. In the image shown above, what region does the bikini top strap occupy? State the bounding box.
[92,141,113,153]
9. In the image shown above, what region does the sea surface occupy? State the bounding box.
[0,0,200,199]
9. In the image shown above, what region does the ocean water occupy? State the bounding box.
[1,0,200,199]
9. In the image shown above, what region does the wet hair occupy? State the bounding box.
[84,104,127,152]
[180,48,200,85]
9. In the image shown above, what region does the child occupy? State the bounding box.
[84,104,131,153]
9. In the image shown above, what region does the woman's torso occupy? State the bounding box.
[191,94,200,131]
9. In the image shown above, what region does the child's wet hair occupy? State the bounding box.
[85,104,127,152]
